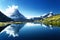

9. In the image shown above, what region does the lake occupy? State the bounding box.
[0,23,60,40]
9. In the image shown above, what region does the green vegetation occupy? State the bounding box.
[0,14,60,27]
[0,22,23,27]
[39,14,60,26]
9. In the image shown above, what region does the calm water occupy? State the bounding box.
[0,23,60,40]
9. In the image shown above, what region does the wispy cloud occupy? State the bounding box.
[4,5,18,17]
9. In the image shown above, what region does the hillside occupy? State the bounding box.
[40,14,60,26]
[0,11,13,22]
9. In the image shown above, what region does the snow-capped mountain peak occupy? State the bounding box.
[42,12,54,18]
[10,9,26,21]
[47,12,53,17]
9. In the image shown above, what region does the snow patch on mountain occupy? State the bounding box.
[42,12,53,18]
[10,9,26,21]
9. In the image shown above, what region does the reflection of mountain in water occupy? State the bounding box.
[0,24,10,32]
[0,23,60,40]
[0,23,25,37]
[10,24,25,36]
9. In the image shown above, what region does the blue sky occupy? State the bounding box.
[0,0,60,18]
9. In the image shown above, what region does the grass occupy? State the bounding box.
[35,14,60,26]
[0,22,23,27]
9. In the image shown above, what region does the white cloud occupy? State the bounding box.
[0,9,3,12]
[4,5,18,17]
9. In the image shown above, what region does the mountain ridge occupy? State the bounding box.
[10,9,26,22]
[0,11,13,22]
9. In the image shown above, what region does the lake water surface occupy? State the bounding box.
[0,23,60,40]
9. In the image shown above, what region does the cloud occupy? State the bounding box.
[4,5,18,17]
[0,9,3,12]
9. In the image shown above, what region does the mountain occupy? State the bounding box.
[42,12,54,18]
[0,11,13,22]
[29,12,54,21]
[10,9,26,22]
[40,14,60,26]
[30,17,42,21]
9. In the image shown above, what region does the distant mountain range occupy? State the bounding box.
[30,12,54,21]
[0,11,13,22]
